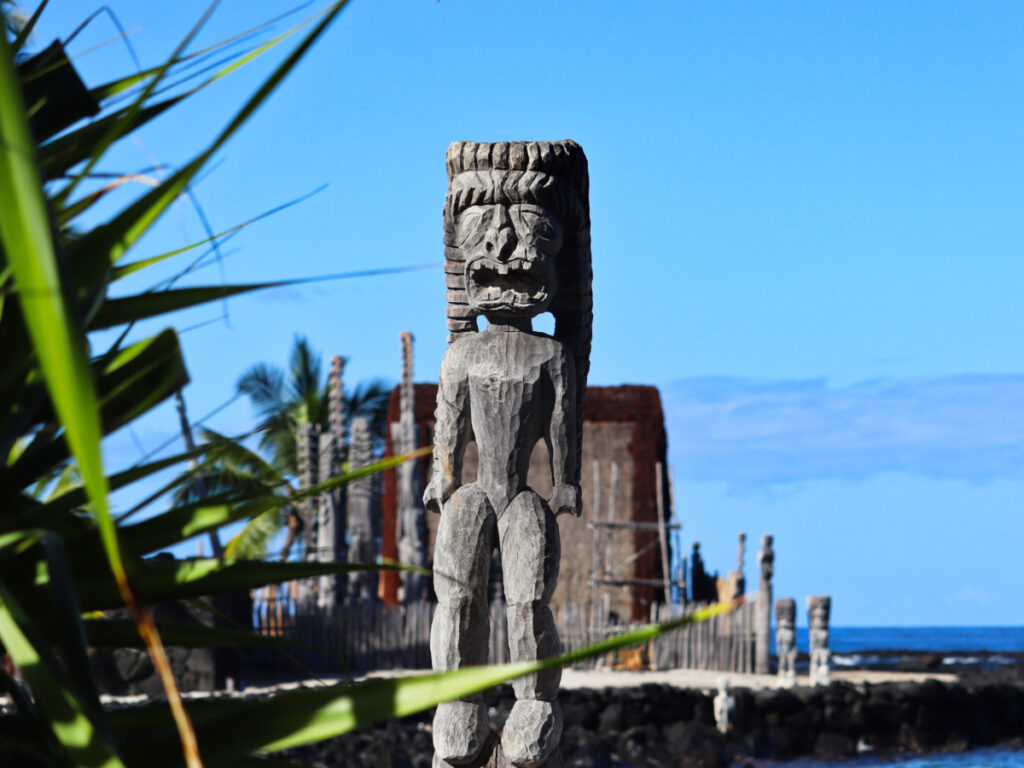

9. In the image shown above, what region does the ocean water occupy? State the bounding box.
[760,748,1024,768]
[812,627,1024,654]
[783,627,1024,669]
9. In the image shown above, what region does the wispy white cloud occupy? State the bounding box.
[664,375,1024,491]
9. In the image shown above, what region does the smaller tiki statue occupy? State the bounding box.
[426,140,591,768]
[713,676,734,735]
[774,598,797,688]
[807,595,832,686]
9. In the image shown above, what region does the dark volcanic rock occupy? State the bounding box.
[814,731,856,759]
[251,678,1024,767]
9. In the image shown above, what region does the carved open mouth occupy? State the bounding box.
[466,257,551,312]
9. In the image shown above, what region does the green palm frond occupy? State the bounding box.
[223,503,289,559]
[236,362,288,422]
[287,335,322,413]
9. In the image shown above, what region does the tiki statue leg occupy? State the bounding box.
[432,484,496,764]
[499,490,562,767]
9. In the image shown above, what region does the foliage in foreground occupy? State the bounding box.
[0,4,735,767]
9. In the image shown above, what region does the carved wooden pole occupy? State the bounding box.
[755,534,774,674]
[316,355,347,611]
[775,598,797,688]
[395,331,427,602]
[296,421,320,610]
[426,140,591,768]
[808,595,832,686]
[732,531,746,599]
[346,416,377,602]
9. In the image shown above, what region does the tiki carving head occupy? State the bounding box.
[775,598,796,629]
[808,595,831,630]
[443,140,592,466]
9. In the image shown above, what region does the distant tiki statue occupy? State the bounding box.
[755,534,774,674]
[395,332,427,603]
[426,140,592,768]
[775,598,796,688]
[808,595,832,686]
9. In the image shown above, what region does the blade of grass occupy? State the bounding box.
[88,3,314,102]
[40,534,106,728]
[83,617,314,650]
[41,94,184,180]
[48,4,326,187]
[0,580,126,768]
[60,0,222,203]
[0,31,202,768]
[0,664,52,756]
[68,0,350,269]
[74,557,420,613]
[90,264,438,329]
[113,601,740,765]
[11,0,50,54]
[26,445,206,524]
[0,29,116,574]
[3,329,189,496]
[118,447,431,556]
[112,184,328,282]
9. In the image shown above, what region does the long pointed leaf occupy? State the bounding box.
[0,15,123,594]
[28,445,206,525]
[89,281,290,329]
[11,0,50,54]
[41,95,183,180]
[112,184,328,282]
[39,535,107,730]
[89,3,315,103]
[0,580,126,768]
[60,1,222,205]
[84,618,305,650]
[111,601,739,765]
[0,36,204,764]
[120,448,430,556]
[77,557,418,612]
[67,1,349,270]
[3,329,189,495]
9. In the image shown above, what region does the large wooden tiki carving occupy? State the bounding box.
[426,141,592,768]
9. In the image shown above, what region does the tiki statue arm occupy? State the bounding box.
[424,347,470,514]
[547,347,581,517]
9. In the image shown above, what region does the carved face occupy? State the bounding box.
[809,601,830,628]
[457,203,562,318]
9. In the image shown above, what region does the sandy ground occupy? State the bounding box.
[5,667,955,711]
[313,666,960,695]
[558,667,958,692]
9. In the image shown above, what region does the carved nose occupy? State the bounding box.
[486,210,517,262]
[491,227,516,262]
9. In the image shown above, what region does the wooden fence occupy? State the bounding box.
[557,600,757,673]
[247,587,759,677]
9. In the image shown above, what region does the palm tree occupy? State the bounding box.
[177,335,391,559]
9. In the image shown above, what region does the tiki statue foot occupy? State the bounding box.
[502,699,562,768]
[434,699,489,764]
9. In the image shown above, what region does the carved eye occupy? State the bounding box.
[454,206,489,247]
[521,212,554,239]
[513,204,562,251]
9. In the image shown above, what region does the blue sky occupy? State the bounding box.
[30,1,1024,626]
